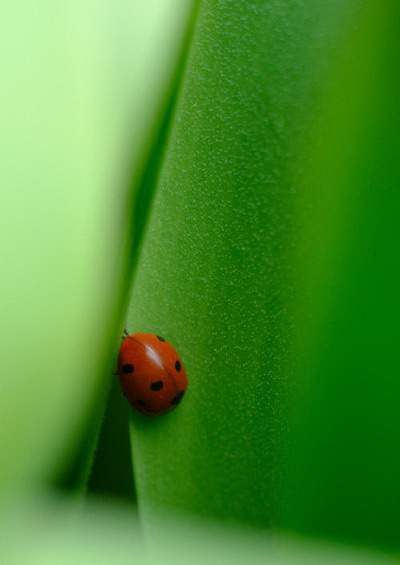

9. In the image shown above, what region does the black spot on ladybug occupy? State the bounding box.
[171,391,185,406]
[150,380,164,391]
[175,360,181,372]
[138,399,146,407]
[122,363,134,373]
[156,335,165,342]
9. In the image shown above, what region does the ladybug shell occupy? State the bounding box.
[117,333,188,416]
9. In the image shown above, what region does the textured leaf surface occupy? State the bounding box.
[127,0,361,527]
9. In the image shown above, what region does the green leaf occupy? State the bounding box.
[0,498,395,564]
[280,0,400,549]
[126,0,362,527]
[86,379,135,504]
[0,0,194,494]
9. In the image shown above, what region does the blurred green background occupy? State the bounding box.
[1,0,399,562]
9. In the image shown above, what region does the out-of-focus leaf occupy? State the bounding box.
[0,0,194,494]
[86,379,135,503]
[280,0,400,550]
[0,498,395,564]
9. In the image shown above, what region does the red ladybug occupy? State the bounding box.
[117,332,188,416]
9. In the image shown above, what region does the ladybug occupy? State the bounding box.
[117,332,188,416]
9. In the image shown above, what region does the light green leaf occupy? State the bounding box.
[0,0,194,494]
[0,498,395,564]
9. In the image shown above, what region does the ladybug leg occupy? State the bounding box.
[123,327,129,337]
